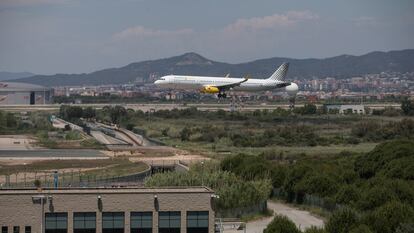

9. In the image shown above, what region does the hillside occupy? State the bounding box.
[0,71,35,81]
[11,49,414,87]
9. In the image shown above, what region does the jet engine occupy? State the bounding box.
[201,86,220,94]
[286,82,298,108]
[285,82,299,96]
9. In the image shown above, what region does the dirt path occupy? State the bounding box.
[224,201,324,233]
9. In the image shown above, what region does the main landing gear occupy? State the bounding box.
[217,93,227,99]
[289,96,296,109]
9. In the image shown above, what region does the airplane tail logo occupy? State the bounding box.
[267,63,289,81]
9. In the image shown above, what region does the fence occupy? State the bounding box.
[215,201,267,218]
[272,188,342,212]
[0,167,152,189]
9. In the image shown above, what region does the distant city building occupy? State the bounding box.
[0,187,215,233]
[0,82,53,105]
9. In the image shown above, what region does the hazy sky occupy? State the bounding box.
[1,0,413,74]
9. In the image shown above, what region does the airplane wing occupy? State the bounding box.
[214,77,249,90]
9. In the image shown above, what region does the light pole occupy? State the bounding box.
[201,161,204,186]
[23,163,27,187]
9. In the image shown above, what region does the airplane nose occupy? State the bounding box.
[154,80,161,85]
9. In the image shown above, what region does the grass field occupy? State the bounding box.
[131,115,382,159]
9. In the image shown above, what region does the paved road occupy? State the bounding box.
[0,136,40,150]
[0,149,107,158]
[224,201,324,233]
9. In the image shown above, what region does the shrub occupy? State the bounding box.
[349,224,373,233]
[264,215,300,233]
[126,123,135,131]
[180,127,191,141]
[354,139,414,179]
[357,185,397,210]
[304,227,327,233]
[295,174,339,197]
[401,99,414,116]
[145,164,272,210]
[366,201,414,233]
[34,179,41,188]
[396,223,414,233]
[335,185,360,205]
[325,208,359,233]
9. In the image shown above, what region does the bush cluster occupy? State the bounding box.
[224,139,414,233]
[145,162,272,210]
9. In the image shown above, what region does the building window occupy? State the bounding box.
[187,211,209,233]
[2,227,8,233]
[159,211,180,233]
[24,227,31,233]
[131,212,152,233]
[45,213,68,233]
[74,212,96,233]
[13,227,19,233]
[102,212,124,233]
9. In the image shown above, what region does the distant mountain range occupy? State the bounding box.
[8,49,414,87]
[0,71,35,81]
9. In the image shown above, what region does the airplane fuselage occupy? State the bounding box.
[155,75,284,92]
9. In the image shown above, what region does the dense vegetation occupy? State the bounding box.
[227,140,414,233]
[93,106,414,152]
[145,162,272,211]
[0,110,53,134]
[59,104,414,232]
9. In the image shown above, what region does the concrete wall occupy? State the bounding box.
[0,188,214,233]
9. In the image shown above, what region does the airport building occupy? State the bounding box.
[0,82,53,105]
[0,187,215,233]
[324,104,366,114]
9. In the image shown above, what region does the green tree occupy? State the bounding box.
[180,127,191,141]
[349,225,373,233]
[325,208,359,233]
[295,174,339,197]
[366,201,414,233]
[303,103,317,114]
[401,99,414,116]
[82,106,96,119]
[5,112,17,127]
[264,215,300,233]
[162,127,170,137]
[59,105,83,120]
[335,185,360,205]
[109,105,126,124]
[396,223,414,233]
[304,227,327,233]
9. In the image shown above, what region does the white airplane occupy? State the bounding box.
[154,63,298,98]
